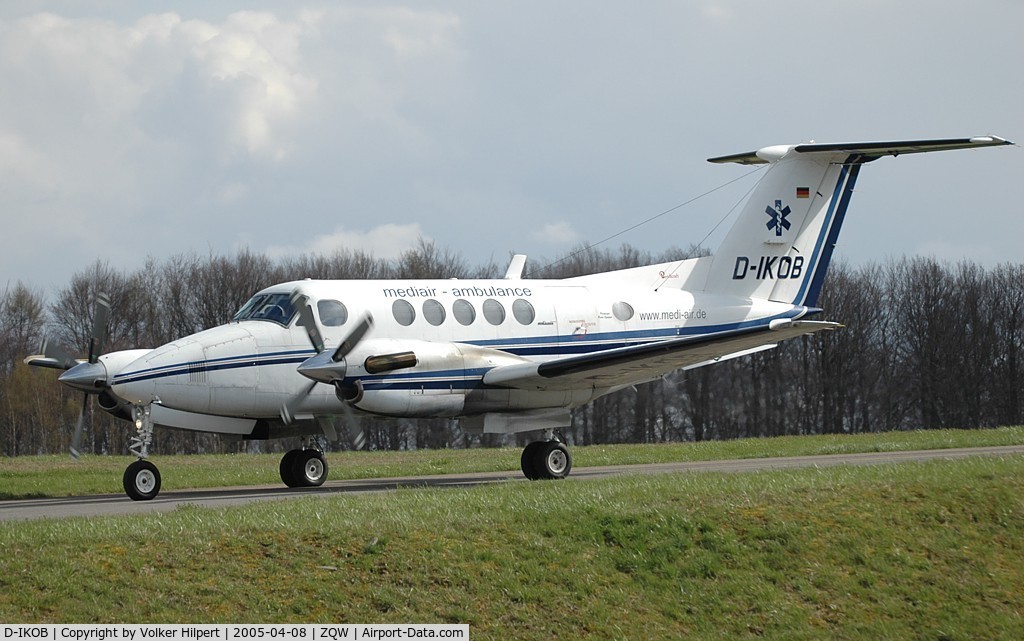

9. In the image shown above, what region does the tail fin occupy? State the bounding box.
[702,136,1011,306]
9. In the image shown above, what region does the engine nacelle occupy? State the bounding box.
[341,339,533,418]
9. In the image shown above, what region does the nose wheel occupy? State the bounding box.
[124,459,162,501]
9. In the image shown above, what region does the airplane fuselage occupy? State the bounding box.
[109,275,807,432]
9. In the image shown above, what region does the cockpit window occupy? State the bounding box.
[232,293,297,326]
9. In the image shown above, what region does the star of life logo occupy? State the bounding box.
[765,200,791,237]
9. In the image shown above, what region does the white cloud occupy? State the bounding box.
[0,7,465,288]
[533,221,579,245]
[0,11,317,161]
[266,223,427,260]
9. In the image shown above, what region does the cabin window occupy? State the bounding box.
[512,299,535,325]
[613,301,634,321]
[453,299,476,326]
[392,299,416,326]
[318,300,349,327]
[423,299,446,326]
[483,299,505,325]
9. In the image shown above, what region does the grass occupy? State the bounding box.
[1,426,1023,499]
[0,454,1021,639]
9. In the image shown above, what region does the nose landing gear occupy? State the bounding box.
[123,404,161,501]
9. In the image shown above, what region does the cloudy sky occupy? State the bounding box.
[1,1,1020,293]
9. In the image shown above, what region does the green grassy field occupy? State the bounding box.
[2,426,1024,499]
[0,453,1021,638]
[0,428,1023,637]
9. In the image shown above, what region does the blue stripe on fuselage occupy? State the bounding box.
[111,310,804,386]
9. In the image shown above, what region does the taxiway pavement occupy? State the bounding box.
[2,445,1021,522]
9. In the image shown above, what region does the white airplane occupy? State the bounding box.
[27,135,1012,500]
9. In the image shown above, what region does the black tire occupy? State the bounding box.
[123,460,161,501]
[520,441,544,480]
[292,450,328,487]
[280,449,302,487]
[535,441,572,480]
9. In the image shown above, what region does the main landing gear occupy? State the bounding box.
[279,445,329,488]
[520,433,573,480]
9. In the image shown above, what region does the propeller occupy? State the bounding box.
[71,293,111,458]
[280,289,374,451]
[26,292,112,458]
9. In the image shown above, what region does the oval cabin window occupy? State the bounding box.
[482,299,506,325]
[422,299,446,326]
[512,299,535,325]
[453,299,476,326]
[392,299,416,326]
[612,301,634,322]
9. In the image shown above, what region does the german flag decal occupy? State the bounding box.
[796,187,810,199]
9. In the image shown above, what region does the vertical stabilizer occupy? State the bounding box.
[703,136,1011,306]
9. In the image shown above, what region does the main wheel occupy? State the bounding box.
[280,449,303,487]
[520,441,544,480]
[534,441,572,480]
[123,460,161,501]
[292,450,328,487]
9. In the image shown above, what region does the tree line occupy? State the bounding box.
[2,241,1021,457]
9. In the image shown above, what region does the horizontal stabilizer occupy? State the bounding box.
[708,135,1013,165]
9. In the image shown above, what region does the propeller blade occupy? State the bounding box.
[351,426,367,451]
[70,394,88,459]
[339,400,366,450]
[317,417,339,442]
[291,291,325,354]
[280,381,318,425]
[88,292,111,364]
[332,313,374,362]
[34,337,79,370]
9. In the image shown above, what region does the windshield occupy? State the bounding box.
[232,293,297,326]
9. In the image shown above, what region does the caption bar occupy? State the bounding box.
[2,626,468,641]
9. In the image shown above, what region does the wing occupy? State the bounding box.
[483,320,840,391]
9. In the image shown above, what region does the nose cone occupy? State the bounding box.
[58,361,108,393]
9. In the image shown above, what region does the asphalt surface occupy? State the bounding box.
[2,444,1022,522]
